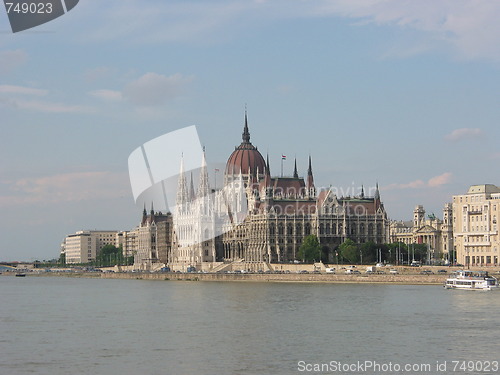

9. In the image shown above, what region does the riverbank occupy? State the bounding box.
[101,271,449,284]
[2,271,448,284]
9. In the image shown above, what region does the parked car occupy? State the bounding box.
[345,269,361,274]
[437,269,448,274]
[389,269,398,274]
[420,270,434,274]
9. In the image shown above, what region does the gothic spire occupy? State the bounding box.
[197,150,210,197]
[307,155,314,187]
[242,110,250,143]
[374,182,380,200]
[176,155,188,209]
[306,155,315,198]
[266,153,271,176]
[361,185,365,199]
[189,172,195,201]
[293,158,298,178]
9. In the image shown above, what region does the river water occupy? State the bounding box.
[1,276,499,375]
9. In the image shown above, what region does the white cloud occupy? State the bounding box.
[0,84,48,96]
[445,128,483,141]
[384,180,426,190]
[0,171,130,207]
[428,172,452,187]
[0,49,27,74]
[74,0,500,61]
[89,89,123,102]
[310,0,500,61]
[122,72,193,106]
[384,172,452,190]
[0,98,91,113]
[0,85,91,113]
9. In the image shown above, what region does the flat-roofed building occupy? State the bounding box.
[452,184,500,267]
[63,230,118,264]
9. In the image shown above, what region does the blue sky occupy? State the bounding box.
[1,0,499,261]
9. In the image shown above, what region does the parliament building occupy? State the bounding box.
[134,114,389,271]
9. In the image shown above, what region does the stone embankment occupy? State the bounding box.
[100,271,448,284]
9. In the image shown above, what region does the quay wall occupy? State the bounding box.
[99,272,448,284]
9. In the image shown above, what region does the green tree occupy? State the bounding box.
[338,239,359,264]
[386,242,408,264]
[297,235,322,263]
[96,244,122,267]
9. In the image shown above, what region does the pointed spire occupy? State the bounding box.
[242,110,250,143]
[266,153,271,176]
[293,158,298,178]
[197,150,210,198]
[176,155,188,209]
[374,182,380,200]
[361,185,365,199]
[307,155,314,187]
[306,155,315,198]
[189,172,195,201]
[143,203,147,216]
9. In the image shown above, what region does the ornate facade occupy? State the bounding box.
[167,114,389,269]
[133,206,174,270]
[390,204,454,263]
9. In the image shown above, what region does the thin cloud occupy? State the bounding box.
[445,128,483,142]
[2,98,91,114]
[122,72,193,106]
[428,172,452,187]
[311,0,500,61]
[1,171,130,207]
[0,84,91,113]
[0,84,48,96]
[384,172,452,190]
[74,1,500,61]
[89,89,123,102]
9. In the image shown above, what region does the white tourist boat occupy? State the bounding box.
[444,270,499,291]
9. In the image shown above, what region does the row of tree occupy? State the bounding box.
[92,245,134,267]
[298,235,431,264]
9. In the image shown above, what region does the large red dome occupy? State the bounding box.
[225,114,266,178]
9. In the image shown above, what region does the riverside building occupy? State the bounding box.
[390,204,454,264]
[62,230,119,264]
[452,184,500,267]
[164,114,390,271]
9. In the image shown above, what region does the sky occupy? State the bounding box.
[0,0,499,261]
